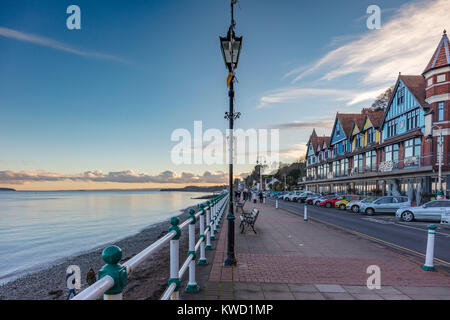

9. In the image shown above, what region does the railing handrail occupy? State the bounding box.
[71,192,229,300]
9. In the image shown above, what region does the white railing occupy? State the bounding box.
[72,192,229,300]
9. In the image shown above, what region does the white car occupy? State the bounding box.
[395,200,450,222]
[284,191,304,201]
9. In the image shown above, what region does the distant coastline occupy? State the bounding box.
[160,185,226,192]
[0,188,15,191]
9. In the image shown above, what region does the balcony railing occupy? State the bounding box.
[304,152,449,182]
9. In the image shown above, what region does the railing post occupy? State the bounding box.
[211,199,217,241]
[198,204,208,265]
[422,225,436,271]
[304,204,308,221]
[97,245,128,300]
[185,209,200,292]
[206,202,212,250]
[275,199,279,209]
[168,217,181,300]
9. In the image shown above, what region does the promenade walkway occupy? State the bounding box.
[185,201,450,300]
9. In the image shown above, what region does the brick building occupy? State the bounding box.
[302,31,450,200]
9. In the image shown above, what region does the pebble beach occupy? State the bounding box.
[0,206,195,300]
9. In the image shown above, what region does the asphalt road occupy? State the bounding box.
[267,198,450,266]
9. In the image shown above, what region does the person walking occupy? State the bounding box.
[259,191,263,203]
[252,191,257,204]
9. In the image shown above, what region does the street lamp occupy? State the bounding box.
[221,0,242,267]
[256,157,266,191]
[426,125,444,199]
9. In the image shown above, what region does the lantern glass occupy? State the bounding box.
[220,35,242,69]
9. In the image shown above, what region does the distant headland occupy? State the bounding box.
[0,188,16,191]
[160,185,226,192]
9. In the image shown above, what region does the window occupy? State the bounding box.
[376,197,393,204]
[344,158,349,175]
[367,128,374,144]
[385,144,399,165]
[397,87,405,105]
[406,109,419,131]
[358,154,363,173]
[365,151,376,172]
[336,126,341,136]
[438,102,445,121]
[371,151,376,171]
[427,78,433,86]
[437,74,446,82]
[387,119,398,138]
[404,138,421,166]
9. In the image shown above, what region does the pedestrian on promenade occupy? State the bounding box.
[259,191,263,203]
[252,192,257,204]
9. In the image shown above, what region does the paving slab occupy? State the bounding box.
[315,284,346,293]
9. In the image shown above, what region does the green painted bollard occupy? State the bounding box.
[97,245,128,300]
[168,217,181,299]
[422,225,437,271]
[198,204,208,265]
[205,202,213,250]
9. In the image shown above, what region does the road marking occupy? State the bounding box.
[268,199,450,267]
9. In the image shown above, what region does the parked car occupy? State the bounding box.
[335,195,365,210]
[314,195,336,206]
[360,196,410,215]
[395,200,450,222]
[282,192,295,201]
[277,192,288,199]
[346,197,378,213]
[284,191,306,202]
[305,194,322,205]
[320,195,348,208]
[297,191,314,203]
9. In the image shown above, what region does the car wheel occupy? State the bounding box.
[401,211,414,222]
[351,205,359,213]
[365,208,375,216]
[340,204,346,210]
[326,202,331,208]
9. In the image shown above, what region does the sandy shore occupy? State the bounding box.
[0,205,197,300]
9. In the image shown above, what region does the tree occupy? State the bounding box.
[371,86,394,111]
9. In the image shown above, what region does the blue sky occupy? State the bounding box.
[0,0,448,189]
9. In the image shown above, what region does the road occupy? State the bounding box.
[267,198,450,266]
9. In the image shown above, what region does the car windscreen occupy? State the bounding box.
[361,197,376,203]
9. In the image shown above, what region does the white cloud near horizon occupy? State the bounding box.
[286,0,449,85]
[0,26,128,63]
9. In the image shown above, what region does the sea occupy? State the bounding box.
[0,190,205,285]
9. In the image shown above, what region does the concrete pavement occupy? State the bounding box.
[183,201,450,300]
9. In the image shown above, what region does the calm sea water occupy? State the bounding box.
[0,190,204,284]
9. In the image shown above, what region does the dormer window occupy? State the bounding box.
[397,87,405,105]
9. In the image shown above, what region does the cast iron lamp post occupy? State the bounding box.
[220,0,242,267]
[427,125,444,199]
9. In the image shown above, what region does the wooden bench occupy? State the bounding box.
[239,208,259,234]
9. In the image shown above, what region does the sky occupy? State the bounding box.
[0,0,448,190]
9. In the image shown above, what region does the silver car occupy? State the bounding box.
[396,200,450,222]
[360,196,410,215]
[346,197,378,213]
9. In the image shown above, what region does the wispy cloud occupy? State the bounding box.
[285,0,449,85]
[0,170,228,185]
[0,26,128,63]
[257,87,386,109]
[279,143,307,161]
[268,119,334,130]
